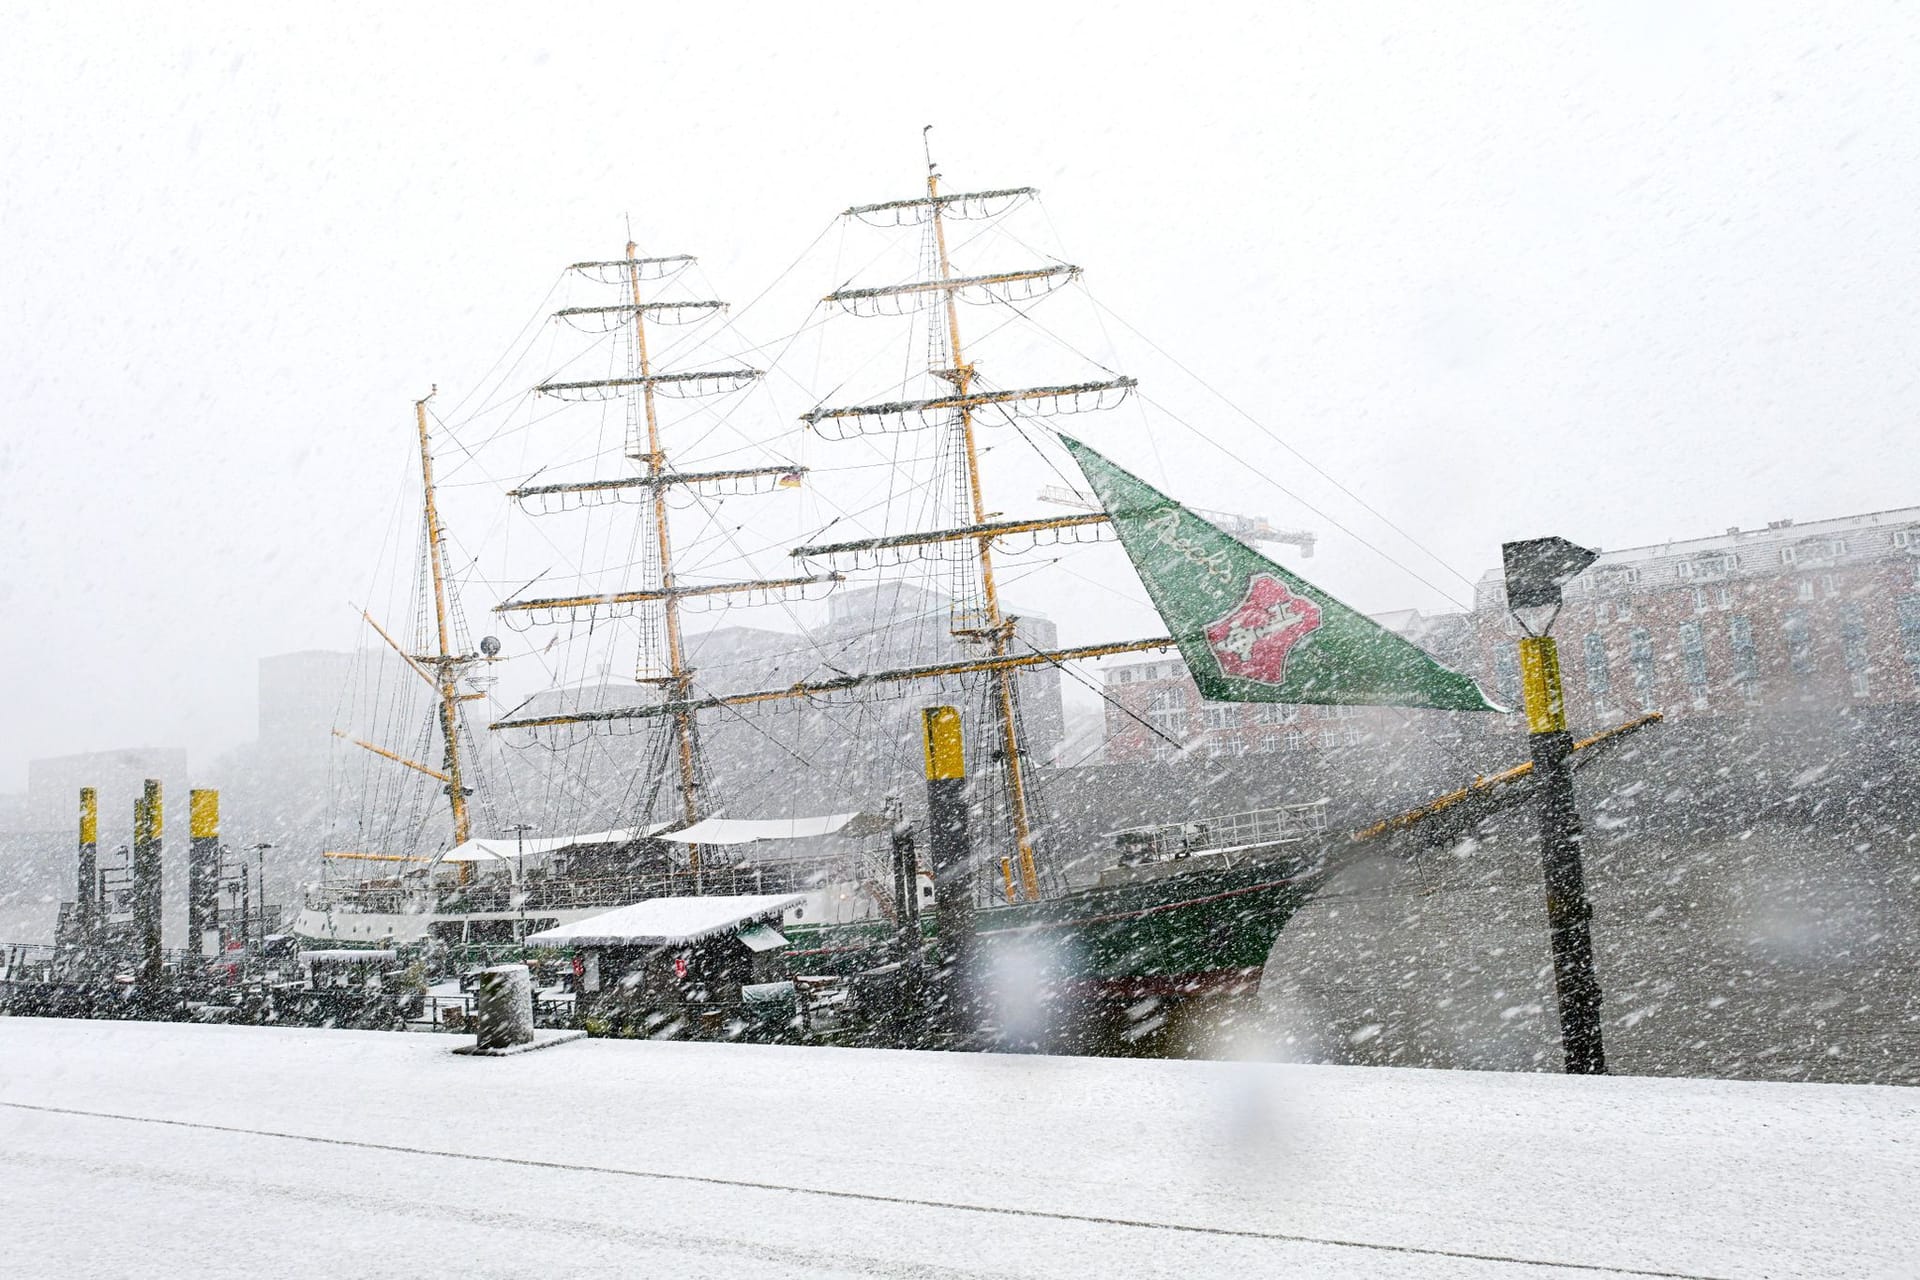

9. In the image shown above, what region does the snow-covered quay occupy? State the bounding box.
[1,1019,1911,1278]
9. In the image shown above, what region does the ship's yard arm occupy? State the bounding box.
[492,637,1178,729]
[1349,713,1663,846]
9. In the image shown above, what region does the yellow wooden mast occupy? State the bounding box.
[415,391,473,849]
[623,243,702,837]
[925,162,1040,902]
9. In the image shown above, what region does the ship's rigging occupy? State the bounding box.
[329,391,498,874]
[491,244,840,884]
[490,151,1186,903]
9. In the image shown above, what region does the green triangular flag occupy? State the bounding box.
[1063,435,1499,712]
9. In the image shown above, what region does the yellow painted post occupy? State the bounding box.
[922,706,976,1035]
[77,788,98,937]
[188,789,220,957]
[1518,636,1568,735]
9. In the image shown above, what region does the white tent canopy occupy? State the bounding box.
[439,824,673,864]
[656,813,890,846]
[525,894,805,947]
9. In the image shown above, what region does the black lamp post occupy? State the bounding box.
[1501,536,1607,1076]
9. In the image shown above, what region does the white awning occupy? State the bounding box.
[525,894,804,947]
[440,824,672,863]
[656,813,890,846]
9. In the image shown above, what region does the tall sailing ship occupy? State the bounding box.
[297,147,1495,1046]
[475,155,1355,1027]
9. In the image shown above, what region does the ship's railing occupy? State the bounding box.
[433,863,843,915]
[306,886,421,915]
[1106,800,1330,863]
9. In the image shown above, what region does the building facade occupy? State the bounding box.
[1096,503,1920,761]
[1469,506,1920,727]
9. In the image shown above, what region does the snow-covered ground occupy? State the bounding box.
[1,1019,1911,1278]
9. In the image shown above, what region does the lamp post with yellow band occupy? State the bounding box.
[1502,537,1607,1076]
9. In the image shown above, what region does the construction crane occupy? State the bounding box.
[1036,485,1316,556]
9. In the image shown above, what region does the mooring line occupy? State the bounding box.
[0,1098,1731,1278]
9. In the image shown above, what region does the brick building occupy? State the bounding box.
[1096,503,1920,761]
[1469,505,1920,727]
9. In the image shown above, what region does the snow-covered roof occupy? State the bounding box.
[656,813,889,846]
[1473,502,1920,590]
[440,825,672,863]
[299,949,397,963]
[524,894,804,947]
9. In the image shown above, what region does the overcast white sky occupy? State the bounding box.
[3,2,1916,790]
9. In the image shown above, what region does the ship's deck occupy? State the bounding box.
[0,1017,1908,1277]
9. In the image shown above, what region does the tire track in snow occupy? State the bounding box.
[0,1099,1731,1279]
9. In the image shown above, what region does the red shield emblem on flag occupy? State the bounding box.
[673,954,689,980]
[1204,574,1322,684]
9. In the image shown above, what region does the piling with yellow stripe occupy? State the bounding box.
[77,788,98,938]
[921,706,976,1033]
[188,789,220,957]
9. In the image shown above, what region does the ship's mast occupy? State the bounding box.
[623,242,702,836]
[415,392,473,847]
[925,164,1038,902]
[495,248,838,879]
[342,394,490,874]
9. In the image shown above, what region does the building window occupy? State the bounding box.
[1729,615,1758,686]
[1835,604,1864,682]
[1202,703,1239,731]
[1146,688,1188,741]
[1821,574,1839,597]
[1595,601,1610,624]
[1828,538,1848,557]
[1716,586,1734,610]
[1629,628,1656,709]
[1616,599,1633,623]
[1783,609,1813,676]
[1780,546,1797,567]
[1583,633,1610,697]
[1258,732,1285,754]
[1255,703,1300,725]
[1676,561,1693,581]
[1797,579,1815,602]
[1894,529,1914,551]
[1678,622,1709,697]
[1692,586,1709,612]
[1494,646,1522,707]
[1899,596,1920,688]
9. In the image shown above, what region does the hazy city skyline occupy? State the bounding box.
[5,3,1917,788]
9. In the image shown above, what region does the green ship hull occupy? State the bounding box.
[779,846,1329,1017]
